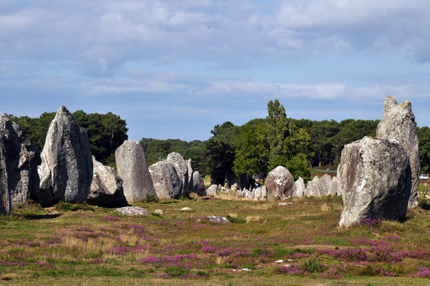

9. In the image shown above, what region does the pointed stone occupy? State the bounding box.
[376,96,420,208]
[39,106,93,205]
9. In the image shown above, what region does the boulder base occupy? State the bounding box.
[338,137,411,228]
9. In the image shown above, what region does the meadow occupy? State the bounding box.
[0,185,430,285]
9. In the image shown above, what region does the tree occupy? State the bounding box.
[417,126,430,174]
[232,122,269,177]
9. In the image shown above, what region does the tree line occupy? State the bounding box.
[5,101,430,183]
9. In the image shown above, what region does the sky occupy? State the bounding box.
[1,0,430,142]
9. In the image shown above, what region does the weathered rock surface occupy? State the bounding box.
[167,152,189,194]
[206,184,218,196]
[254,187,262,200]
[116,206,151,216]
[192,171,205,196]
[39,106,93,205]
[116,140,156,203]
[148,160,182,200]
[293,177,305,197]
[38,163,53,207]
[87,156,128,208]
[266,166,295,200]
[0,114,41,212]
[376,96,420,208]
[338,137,411,228]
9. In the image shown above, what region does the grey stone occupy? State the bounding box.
[266,166,295,200]
[305,175,331,197]
[154,209,164,215]
[231,183,238,193]
[329,177,339,196]
[149,160,182,200]
[87,156,128,208]
[206,215,229,224]
[115,140,156,203]
[167,152,189,194]
[39,106,92,205]
[38,163,53,207]
[187,159,193,193]
[261,185,267,199]
[338,137,411,228]
[376,96,420,208]
[0,114,41,212]
[192,171,205,196]
[206,184,218,196]
[293,177,305,197]
[319,174,332,196]
[116,206,151,216]
[254,187,262,200]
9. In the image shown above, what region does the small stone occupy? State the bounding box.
[242,268,251,271]
[275,260,283,263]
[154,209,164,215]
[116,206,151,216]
[206,215,229,223]
[180,207,193,212]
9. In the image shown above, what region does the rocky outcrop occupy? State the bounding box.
[192,171,205,196]
[266,166,295,200]
[87,156,128,208]
[293,177,305,197]
[0,114,41,212]
[115,140,156,203]
[206,184,218,196]
[167,152,189,194]
[376,96,420,208]
[338,137,411,228]
[148,160,182,200]
[38,106,92,206]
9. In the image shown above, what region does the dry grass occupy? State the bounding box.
[246,215,260,223]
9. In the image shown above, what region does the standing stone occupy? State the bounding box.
[338,137,411,228]
[87,156,128,208]
[39,106,92,205]
[319,174,332,196]
[329,177,339,196]
[192,171,205,196]
[293,177,306,198]
[376,96,420,208]
[206,184,218,196]
[231,183,238,194]
[305,176,320,197]
[266,166,295,200]
[261,185,267,199]
[255,187,262,200]
[0,114,41,212]
[187,159,193,193]
[149,161,182,200]
[115,140,156,203]
[167,152,189,194]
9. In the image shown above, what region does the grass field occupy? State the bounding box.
[1,187,430,285]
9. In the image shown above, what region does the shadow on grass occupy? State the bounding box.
[22,214,62,220]
[420,203,430,210]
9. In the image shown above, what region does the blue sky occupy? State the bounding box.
[1,0,429,141]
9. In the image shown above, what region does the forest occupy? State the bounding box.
[6,100,430,184]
